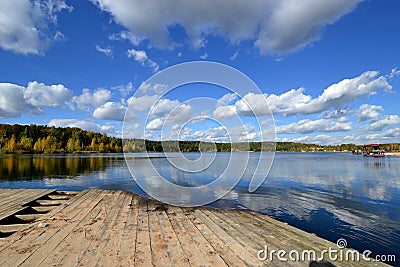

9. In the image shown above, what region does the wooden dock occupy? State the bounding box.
[0,189,391,266]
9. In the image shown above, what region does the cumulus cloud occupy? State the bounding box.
[24,81,72,107]
[364,127,400,142]
[48,119,116,135]
[356,104,383,121]
[322,107,351,119]
[0,83,40,117]
[70,88,111,111]
[146,118,164,131]
[364,115,400,132]
[216,93,238,107]
[276,118,352,134]
[128,95,159,111]
[214,71,392,120]
[92,0,361,54]
[127,49,159,72]
[95,45,113,57]
[0,81,72,118]
[93,101,135,121]
[0,0,72,54]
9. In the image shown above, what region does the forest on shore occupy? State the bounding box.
[1,124,399,154]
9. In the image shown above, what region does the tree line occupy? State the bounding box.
[0,124,122,153]
[0,124,399,154]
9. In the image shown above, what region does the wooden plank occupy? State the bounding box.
[92,192,133,266]
[0,189,55,212]
[0,189,56,221]
[194,209,263,267]
[185,209,252,267]
[19,190,109,267]
[47,194,72,200]
[0,224,29,234]
[211,209,303,267]
[14,214,43,222]
[30,206,57,213]
[146,201,188,267]
[28,190,107,267]
[114,195,140,266]
[133,196,153,267]
[73,191,127,266]
[0,190,91,253]
[35,199,67,206]
[0,190,104,266]
[167,205,227,266]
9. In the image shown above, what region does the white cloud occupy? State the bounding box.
[0,81,72,118]
[93,102,135,121]
[146,118,164,131]
[48,119,116,135]
[0,0,72,54]
[149,99,180,118]
[255,0,361,54]
[322,107,351,119]
[0,83,40,117]
[230,51,239,60]
[216,93,237,107]
[268,71,391,116]
[364,127,400,142]
[92,0,361,54]
[95,45,113,57]
[127,49,159,72]
[139,83,168,95]
[24,81,72,107]
[216,71,392,119]
[128,95,159,111]
[213,105,237,120]
[70,88,111,111]
[364,115,400,132]
[290,134,336,145]
[276,118,352,134]
[389,68,400,79]
[111,82,133,98]
[356,104,383,121]
[200,53,208,60]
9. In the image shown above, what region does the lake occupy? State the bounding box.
[0,152,399,263]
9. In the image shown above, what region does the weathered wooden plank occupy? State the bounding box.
[211,209,302,267]
[21,190,109,267]
[76,191,127,266]
[47,194,72,200]
[0,190,91,253]
[166,206,226,266]
[133,196,153,267]
[33,190,108,266]
[92,192,133,266]
[194,209,263,267]
[35,199,67,206]
[0,190,104,266]
[185,209,253,267]
[0,189,56,221]
[14,214,43,222]
[115,195,140,266]
[0,224,28,234]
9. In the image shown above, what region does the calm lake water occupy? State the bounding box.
[1,152,399,263]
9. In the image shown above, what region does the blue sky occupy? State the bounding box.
[0,0,399,144]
